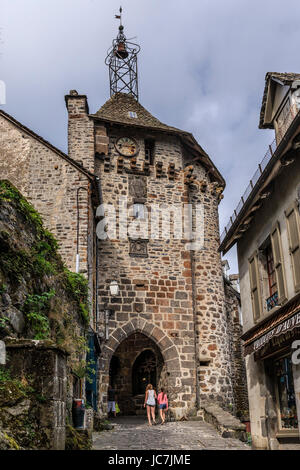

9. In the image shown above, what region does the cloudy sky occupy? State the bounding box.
[1,0,300,271]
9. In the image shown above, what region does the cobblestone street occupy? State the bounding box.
[93,417,250,450]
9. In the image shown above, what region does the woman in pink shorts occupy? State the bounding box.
[157,387,168,425]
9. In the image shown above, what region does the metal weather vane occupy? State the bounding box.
[105,7,140,100]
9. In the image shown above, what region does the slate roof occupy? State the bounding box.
[91,93,225,185]
[259,72,300,129]
[91,92,183,133]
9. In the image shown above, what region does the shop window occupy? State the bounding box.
[275,356,298,430]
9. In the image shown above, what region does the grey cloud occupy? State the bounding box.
[1,0,299,272]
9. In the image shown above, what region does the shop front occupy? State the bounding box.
[243,295,300,449]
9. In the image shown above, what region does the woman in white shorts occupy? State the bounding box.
[144,383,157,426]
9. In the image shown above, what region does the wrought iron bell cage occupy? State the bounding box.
[105,22,140,101]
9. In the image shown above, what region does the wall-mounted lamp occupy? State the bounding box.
[109,280,119,297]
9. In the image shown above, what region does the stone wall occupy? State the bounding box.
[186,160,234,407]
[1,339,67,450]
[224,281,249,417]
[108,332,164,415]
[0,182,90,449]
[94,122,235,417]
[0,113,92,275]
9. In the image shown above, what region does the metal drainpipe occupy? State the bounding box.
[94,176,103,328]
[190,248,200,410]
[188,187,201,410]
[76,186,88,273]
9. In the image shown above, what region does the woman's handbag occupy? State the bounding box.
[115,402,120,414]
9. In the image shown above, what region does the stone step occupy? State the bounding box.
[201,402,247,442]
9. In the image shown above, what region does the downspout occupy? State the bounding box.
[187,187,200,410]
[76,186,88,273]
[190,249,200,410]
[95,176,103,327]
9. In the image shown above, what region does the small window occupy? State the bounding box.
[285,203,300,291]
[266,243,277,296]
[263,240,279,311]
[133,203,145,219]
[128,111,137,118]
[145,139,155,166]
[248,252,261,321]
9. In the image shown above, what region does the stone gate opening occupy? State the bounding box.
[108,332,164,415]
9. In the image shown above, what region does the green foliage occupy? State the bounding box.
[0,283,7,294]
[35,394,47,403]
[0,243,33,283]
[73,358,95,383]
[64,271,89,324]
[0,316,9,329]
[65,271,88,303]
[0,368,11,383]
[2,432,21,450]
[0,180,90,376]
[79,302,89,324]
[23,290,55,339]
[0,180,44,232]
[0,368,34,403]
[65,424,92,450]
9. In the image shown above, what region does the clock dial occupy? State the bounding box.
[115,137,139,157]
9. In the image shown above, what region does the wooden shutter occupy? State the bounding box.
[270,223,287,304]
[249,253,261,321]
[286,204,300,292]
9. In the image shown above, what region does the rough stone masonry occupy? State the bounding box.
[0,89,248,422]
[65,91,245,419]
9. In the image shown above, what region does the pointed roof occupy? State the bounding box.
[259,72,300,129]
[90,93,225,186]
[91,92,182,133]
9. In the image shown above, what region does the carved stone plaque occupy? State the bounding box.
[128,175,147,200]
[129,239,148,258]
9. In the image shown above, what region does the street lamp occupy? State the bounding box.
[103,281,120,341]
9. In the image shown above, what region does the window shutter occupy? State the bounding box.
[249,253,261,321]
[286,204,300,292]
[270,223,287,303]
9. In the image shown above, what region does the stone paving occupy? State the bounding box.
[93,416,251,450]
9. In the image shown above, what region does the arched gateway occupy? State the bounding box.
[98,318,185,416]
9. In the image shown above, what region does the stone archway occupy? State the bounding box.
[132,349,159,396]
[109,332,164,415]
[99,318,181,416]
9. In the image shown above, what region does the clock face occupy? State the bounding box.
[115,137,139,157]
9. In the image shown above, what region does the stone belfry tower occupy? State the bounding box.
[65,9,239,418]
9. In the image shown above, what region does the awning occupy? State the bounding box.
[243,295,300,356]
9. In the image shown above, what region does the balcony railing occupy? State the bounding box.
[220,104,300,245]
[266,291,279,312]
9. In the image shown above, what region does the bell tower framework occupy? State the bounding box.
[105,7,140,101]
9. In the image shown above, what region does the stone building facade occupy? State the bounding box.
[0,56,249,422]
[220,72,300,449]
[0,109,99,321]
[0,83,248,419]
[62,90,246,418]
